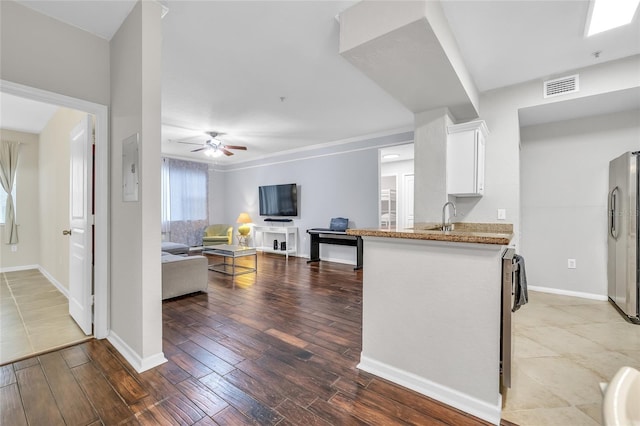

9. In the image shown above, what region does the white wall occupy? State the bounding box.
[212,133,411,265]
[109,0,164,370]
[0,129,40,269]
[38,108,87,289]
[520,109,640,298]
[0,1,110,106]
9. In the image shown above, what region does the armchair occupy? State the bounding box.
[202,224,233,246]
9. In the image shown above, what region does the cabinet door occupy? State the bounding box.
[447,130,478,196]
[447,121,487,197]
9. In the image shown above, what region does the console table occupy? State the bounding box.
[253,226,297,259]
[306,229,363,270]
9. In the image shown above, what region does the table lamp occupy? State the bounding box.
[237,212,252,236]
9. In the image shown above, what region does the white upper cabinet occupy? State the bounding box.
[446,120,488,197]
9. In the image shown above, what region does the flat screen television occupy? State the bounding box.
[259,183,298,216]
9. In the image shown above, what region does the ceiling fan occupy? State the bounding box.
[177,131,247,157]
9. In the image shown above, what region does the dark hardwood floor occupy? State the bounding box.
[1,253,513,425]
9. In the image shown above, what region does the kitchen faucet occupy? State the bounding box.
[442,201,457,231]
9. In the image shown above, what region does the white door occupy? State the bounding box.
[68,115,93,335]
[403,174,414,229]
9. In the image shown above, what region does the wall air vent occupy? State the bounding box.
[544,74,579,98]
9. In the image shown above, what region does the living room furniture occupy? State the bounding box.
[253,225,297,259]
[161,241,189,256]
[306,229,363,270]
[161,252,208,299]
[203,244,257,277]
[202,224,233,246]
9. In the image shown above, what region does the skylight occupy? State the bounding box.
[586,0,640,36]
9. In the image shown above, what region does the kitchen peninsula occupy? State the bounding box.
[347,223,513,424]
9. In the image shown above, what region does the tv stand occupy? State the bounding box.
[264,218,293,222]
[253,226,297,259]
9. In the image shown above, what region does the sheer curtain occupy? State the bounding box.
[169,161,208,221]
[0,141,20,244]
[161,158,209,245]
[161,158,171,238]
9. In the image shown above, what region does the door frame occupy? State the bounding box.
[1,79,109,339]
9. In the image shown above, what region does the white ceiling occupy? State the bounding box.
[0,92,59,134]
[3,0,640,164]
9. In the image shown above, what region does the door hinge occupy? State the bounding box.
[91,214,95,225]
[91,295,95,306]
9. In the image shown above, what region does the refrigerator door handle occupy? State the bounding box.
[610,186,619,240]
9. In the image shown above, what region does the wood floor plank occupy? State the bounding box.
[175,377,229,416]
[60,344,90,368]
[328,391,408,425]
[0,363,16,386]
[366,378,489,426]
[84,339,124,374]
[275,398,333,426]
[38,351,99,425]
[156,358,192,384]
[106,368,150,405]
[138,392,206,425]
[0,383,28,426]
[264,328,309,349]
[306,394,370,426]
[189,331,246,365]
[13,357,39,370]
[169,350,214,379]
[193,415,218,426]
[212,405,262,426]
[199,372,283,425]
[15,364,65,426]
[178,340,235,376]
[235,358,318,407]
[72,362,135,424]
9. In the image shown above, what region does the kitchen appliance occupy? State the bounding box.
[608,151,640,323]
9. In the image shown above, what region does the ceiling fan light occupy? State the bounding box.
[209,148,223,158]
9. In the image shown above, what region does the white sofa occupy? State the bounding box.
[161,252,208,300]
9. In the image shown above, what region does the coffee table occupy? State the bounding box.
[203,244,257,276]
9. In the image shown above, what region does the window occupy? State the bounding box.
[161,158,208,222]
[0,180,16,224]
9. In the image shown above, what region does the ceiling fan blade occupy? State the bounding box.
[221,148,234,156]
[191,147,207,152]
[223,145,247,150]
[177,141,203,146]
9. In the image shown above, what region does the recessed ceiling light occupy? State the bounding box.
[585,0,640,37]
[383,154,400,159]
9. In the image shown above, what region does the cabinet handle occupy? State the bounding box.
[62,229,72,236]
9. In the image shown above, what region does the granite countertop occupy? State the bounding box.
[346,222,513,245]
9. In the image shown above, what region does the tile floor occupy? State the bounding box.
[502,290,640,425]
[0,269,90,365]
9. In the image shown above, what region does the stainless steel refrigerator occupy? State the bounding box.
[608,151,640,323]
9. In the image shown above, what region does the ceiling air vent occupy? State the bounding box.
[544,74,579,98]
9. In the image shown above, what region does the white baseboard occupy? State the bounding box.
[38,266,69,298]
[357,355,502,425]
[107,331,167,373]
[528,285,607,301]
[0,264,39,273]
